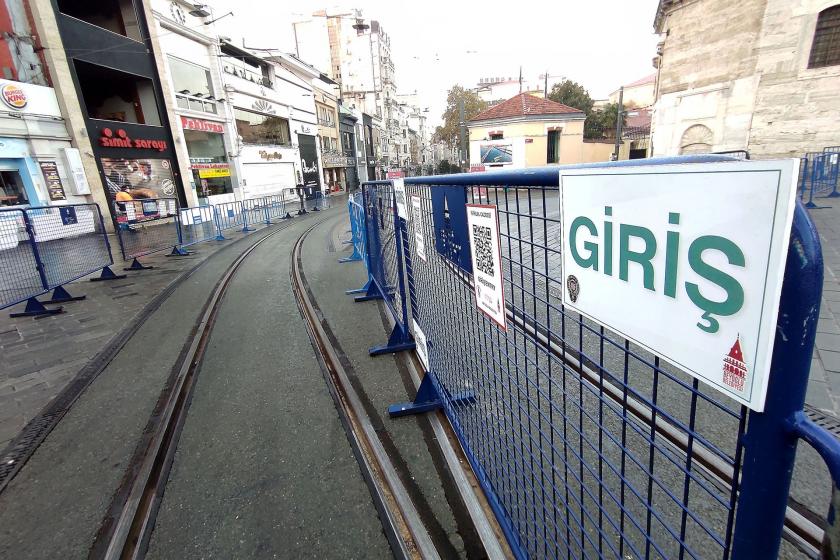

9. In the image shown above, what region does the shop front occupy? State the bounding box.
[0,79,91,208]
[179,116,232,202]
[297,133,321,198]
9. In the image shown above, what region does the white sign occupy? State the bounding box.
[157,199,168,216]
[125,203,136,221]
[167,200,177,215]
[559,160,798,411]
[412,319,430,371]
[410,195,426,262]
[394,179,407,219]
[466,204,507,331]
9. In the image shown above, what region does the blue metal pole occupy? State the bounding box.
[730,202,823,559]
[213,206,226,241]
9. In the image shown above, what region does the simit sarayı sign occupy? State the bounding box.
[559,160,798,411]
[100,128,167,152]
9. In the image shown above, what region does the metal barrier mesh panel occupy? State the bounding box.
[115,199,179,259]
[214,202,245,232]
[0,209,43,308]
[178,206,216,247]
[30,205,111,288]
[402,183,747,560]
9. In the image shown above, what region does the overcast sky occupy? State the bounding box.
[205,0,662,126]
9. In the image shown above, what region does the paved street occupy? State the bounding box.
[805,200,840,416]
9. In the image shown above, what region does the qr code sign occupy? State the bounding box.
[472,224,495,276]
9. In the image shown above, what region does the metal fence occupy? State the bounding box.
[1,203,122,317]
[801,149,840,207]
[339,192,367,265]
[177,205,217,247]
[114,198,180,269]
[351,156,840,560]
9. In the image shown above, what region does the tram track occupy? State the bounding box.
[87,212,452,560]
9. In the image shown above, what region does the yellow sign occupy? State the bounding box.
[198,167,231,179]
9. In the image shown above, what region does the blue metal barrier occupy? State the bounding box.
[339,192,366,265]
[803,150,840,208]
[351,155,838,559]
[212,201,246,236]
[114,197,181,269]
[178,205,217,246]
[1,203,124,317]
[263,194,291,221]
[241,197,265,230]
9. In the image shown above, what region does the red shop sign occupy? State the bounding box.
[180,116,224,134]
[100,128,168,152]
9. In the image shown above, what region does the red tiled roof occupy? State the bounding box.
[469,92,584,122]
[625,74,656,88]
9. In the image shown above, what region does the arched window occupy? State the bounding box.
[809,5,840,69]
[679,124,713,155]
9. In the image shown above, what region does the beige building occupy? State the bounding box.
[652,0,840,158]
[608,74,655,108]
[314,84,343,189]
[467,93,627,168]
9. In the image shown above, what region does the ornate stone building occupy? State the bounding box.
[652,0,840,158]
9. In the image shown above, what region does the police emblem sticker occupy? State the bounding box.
[567,275,580,303]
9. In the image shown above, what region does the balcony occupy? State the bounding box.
[58,0,142,42]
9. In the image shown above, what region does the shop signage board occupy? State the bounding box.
[39,161,66,201]
[558,160,799,411]
[197,167,231,179]
[180,116,224,133]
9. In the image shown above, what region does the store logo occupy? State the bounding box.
[259,150,283,161]
[180,116,224,134]
[1,83,27,109]
[100,128,168,152]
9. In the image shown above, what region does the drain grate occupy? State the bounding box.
[804,404,840,438]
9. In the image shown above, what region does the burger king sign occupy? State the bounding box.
[1,83,27,110]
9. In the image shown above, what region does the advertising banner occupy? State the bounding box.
[102,157,176,201]
[298,134,321,188]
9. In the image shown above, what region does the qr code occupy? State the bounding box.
[473,224,495,276]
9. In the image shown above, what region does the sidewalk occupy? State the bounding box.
[806,199,840,416]
[0,209,318,450]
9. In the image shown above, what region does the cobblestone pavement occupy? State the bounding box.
[0,199,341,450]
[806,198,840,417]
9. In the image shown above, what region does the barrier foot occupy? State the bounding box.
[828,192,840,198]
[167,246,192,257]
[44,285,86,304]
[342,239,354,245]
[90,266,127,282]
[370,323,415,356]
[388,374,476,418]
[347,278,374,295]
[10,297,63,318]
[297,209,308,216]
[241,226,256,233]
[283,213,294,219]
[312,206,321,212]
[124,258,154,271]
[354,279,384,302]
[215,234,227,241]
[338,254,363,263]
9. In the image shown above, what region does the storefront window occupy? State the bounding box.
[234,109,291,146]
[101,157,176,200]
[184,129,232,197]
[0,170,27,206]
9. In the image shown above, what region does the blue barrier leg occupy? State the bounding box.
[369,322,415,356]
[10,297,63,318]
[90,266,127,282]
[44,285,86,304]
[346,277,373,295]
[388,373,476,417]
[241,210,255,232]
[124,258,154,271]
[214,212,227,241]
[353,278,383,301]
[167,245,192,257]
[264,205,271,225]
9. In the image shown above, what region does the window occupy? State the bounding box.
[57,0,142,42]
[317,105,335,127]
[0,171,27,205]
[74,60,161,125]
[169,57,217,114]
[547,130,561,164]
[342,131,353,152]
[489,132,503,140]
[234,109,291,145]
[809,6,840,69]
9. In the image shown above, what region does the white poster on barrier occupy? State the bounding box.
[558,160,799,412]
[125,203,136,222]
[412,319,430,371]
[466,204,507,331]
[394,178,407,219]
[167,200,177,215]
[157,199,167,216]
[411,195,426,262]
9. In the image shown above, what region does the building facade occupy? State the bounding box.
[148,0,236,206]
[468,93,587,169]
[314,81,343,190]
[34,0,187,218]
[652,0,840,157]
[338,106,359,190]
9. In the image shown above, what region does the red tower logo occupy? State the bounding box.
[723,335,748,391]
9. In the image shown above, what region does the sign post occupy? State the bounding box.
[558,160,799,411]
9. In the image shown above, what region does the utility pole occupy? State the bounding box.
[544,70,548,98]
[518,65,523,94]
[458,97,467,172]
[612,86,624,162]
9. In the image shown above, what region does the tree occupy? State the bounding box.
[584,103,627,139]
[547,80,594,115]
[432,86,488,148]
